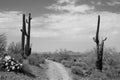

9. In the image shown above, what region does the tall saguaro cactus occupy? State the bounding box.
[25,13,32,57]
[21,14,26,58]
[21,13,32,59]
[93,15,107,71]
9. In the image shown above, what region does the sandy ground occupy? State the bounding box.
[46,60,72,80]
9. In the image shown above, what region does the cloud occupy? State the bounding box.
[55,0,76,4]
[0,2,120,42]
[48,4,94,13]
[31,11,120,41]
[91,1,103,6]
[107,1,120,6]
[0,11,22,36]
[30,0,120,40]
[47,0,95,13]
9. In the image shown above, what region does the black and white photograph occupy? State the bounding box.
[0,0,120,80]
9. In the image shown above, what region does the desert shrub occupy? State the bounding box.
[103,48,120,67]
[28,54,39,66]
[58,49,71,60]
[49,49,72,62]
[72,74,81,80]
[61,60,74,68]
[90,70,108,80]
[0,34,7,54]
[7,42,21,54]
[7,42,23,62]
[28,54,45,67]
[71,66,87,77]
[82,50,96,68]
[0,34,7,70]
[71,61,94,77]
[104,68,120,80]
[73,62,88,69]
[21,62,36,78]
[41,53,50,59]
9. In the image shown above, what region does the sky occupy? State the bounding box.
[0,0,120,52]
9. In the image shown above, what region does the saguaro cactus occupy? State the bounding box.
[93,15,107,71]
[25,13,32,57]
[21,13,32,59]
[21,14,26,58]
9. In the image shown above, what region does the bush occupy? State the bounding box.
[71,66,86,77]
[74,62,88,69]
[0,34,7,54]
[105,68,120,79]
[21,63,36,78]
[90,70,108,80]
[28,54,45,67]
[103,48,120,67]
[61,60,74,68]
[7,42,23,62]
[7,42,21,54]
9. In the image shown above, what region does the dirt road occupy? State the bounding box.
[46,60,72,80]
